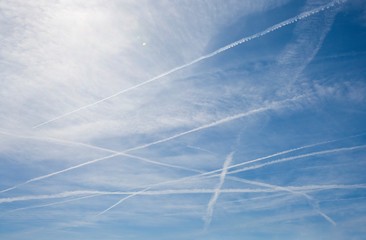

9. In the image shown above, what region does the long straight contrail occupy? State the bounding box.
[228,145,366,175]
[2,184,365,204]
[32,0,347,129]
[2,128,362,225]
[100,141,366,214]
[1,98,295,194]
[221,177,336,225]
[0,129,199,174]
[6,194,100,213]
[0,153,121,194]
[204,152,234,228]
[124,98,295,152]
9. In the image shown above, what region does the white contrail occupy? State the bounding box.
[2,184,365,204]
[204,151,234,228]
[186,145,215,155]
[98,134,365,215]
[32,0,347,129]
[228,145,366,174]
[3,127,362,224]
[97,193,139,216]
[0,129,198,174]
[222,177,336,225]
[98,183,366,217]
[0,191,98,204]
[6,194,100,213]
[1,98,295,194]
[124,98,298,153]
[0,153,120,194]
[0,189,270,204]
[0,151,199,194]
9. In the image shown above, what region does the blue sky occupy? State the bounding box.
[0,0,366,239]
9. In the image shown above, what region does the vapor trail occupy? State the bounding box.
[32,0,347,128]
[2,184,365,204]
[7,194,100,213]
[3,128,361,211]
[100,139,365,213]
[204,152,234,228]
[221,177,336,225]
[0,129,197,173]
[1,98,294,194]
[124,98,294,152]
[96,133,365,215]
[0,153,120,194]
[186,145,215,155]
[228,145,366,174]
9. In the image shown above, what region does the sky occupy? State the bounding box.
[0,0,366,239]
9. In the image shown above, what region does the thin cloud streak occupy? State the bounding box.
[222,177,336,225]
[96,133,365,215]
[228,145,366,174]
[32,0,346,128]
[6,194,100,214]
[1,98,297,194]
[124,97,299,152]
[0,129,200,174]
[204,151,234,229]
[2,184,366,204]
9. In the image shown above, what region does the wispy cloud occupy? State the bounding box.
[1,0,364,239]
[2,184,366,205]
[32,0,346,128]
[93,133,365,215]
[0,97,300,194]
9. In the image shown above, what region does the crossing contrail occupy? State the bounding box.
[1,98,296,194]
[32,0,347,128]
[99,140,365,214]
[2,184,365,204]
[220,177,336,225]
[228,145,366,175]
[0,129,199,173]
[6,194,100,213]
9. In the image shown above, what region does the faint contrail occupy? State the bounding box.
[1,98,295,194]
[0,189,271,204]
[3,127,361,223]
[228,145,366,174]
[0,129,199,174]
[6,194,100,213]
[222,177,336,225]
[186,145,215,155]
[97,133,365,215]
[2,184,365,204]
[204,151,234,228]
[0,153,120,194]
[98,182,366,216]
[124,98,296,152]
[0,191,99,204]
[32,0,347,128]
[97,193,139,216]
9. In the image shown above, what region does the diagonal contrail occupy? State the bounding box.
[32,0,347,128]
[228,145,366,175]
[221,176,336,225]
[0,129,199,174]
[3,127,362,225]
[2,184,366,204]
[204,151,234,228]
[99,142,365,215]
[1,97,296,194]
